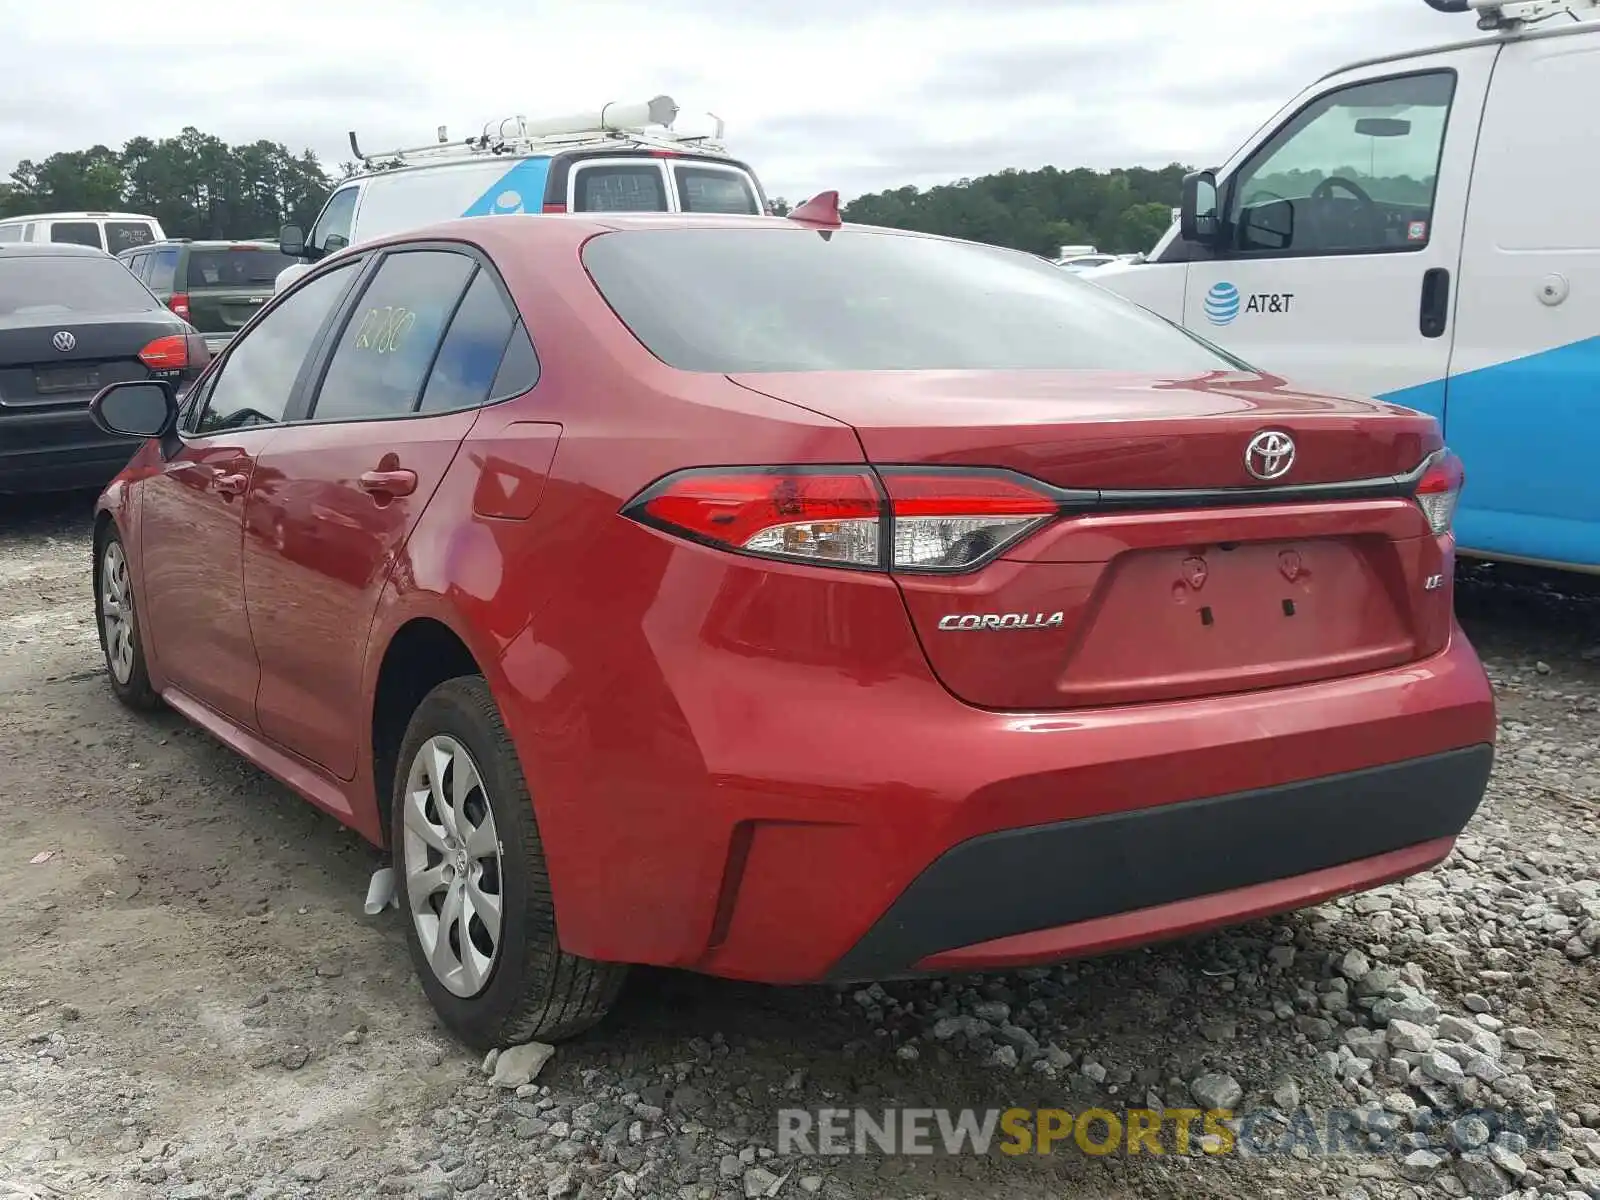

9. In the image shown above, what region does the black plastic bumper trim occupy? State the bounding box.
[828,743,1493,981]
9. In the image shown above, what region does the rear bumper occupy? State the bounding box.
[0,407,141,493]
[499,560,1497,984]
[830,745,1490,979]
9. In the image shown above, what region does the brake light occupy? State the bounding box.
[1414,450,1464,536]
[542,203,566,214]
[168,292,190,320]
[139,334,189,370]
[630,469,883,568]
[623,467,1063,572]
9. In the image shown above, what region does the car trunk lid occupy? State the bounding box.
[0,312,181,410]
[730,368,1453,709]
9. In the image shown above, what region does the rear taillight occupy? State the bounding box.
[542,203,566,214]
[138,333,209,372]
[168,293,190,320]
[624,467,1061,572]
[1414,450,1464,536]
[879,471,1059,570]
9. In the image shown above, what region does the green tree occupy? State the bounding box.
[843,163,1191,256]
[2,128,335,238]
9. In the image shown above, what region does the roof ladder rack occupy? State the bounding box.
[1424,0,1599,30]
[347,95,733,171]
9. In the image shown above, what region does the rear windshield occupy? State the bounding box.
[675,166,760,214]
[573,164,668,212]
[49,221,103,249]
[186,246,297,289]
[0,255,160,316]
[581,228,1245,373]
[106,221,157,254]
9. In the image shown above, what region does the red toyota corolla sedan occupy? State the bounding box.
[86,206,1496,1050]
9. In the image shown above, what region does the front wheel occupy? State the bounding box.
[95,528,159,710]
[391,676,626,1050]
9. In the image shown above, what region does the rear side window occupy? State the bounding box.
[0,226,21,243]
[581,228,1246,374]
[147,248,179,291]
[311,249,475,421]
[121,252,149,281]
[187,247,297,289]
[106,221,157,254]
[573,164,668,212]
[0,255,161,316]
[418,269,521,412]
[675,166,759,214]
[49,222,103,249]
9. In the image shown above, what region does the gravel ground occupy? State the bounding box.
[1,491,1596,1200]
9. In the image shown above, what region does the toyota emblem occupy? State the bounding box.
[1245,430,1296,482]
[51,330,76,352]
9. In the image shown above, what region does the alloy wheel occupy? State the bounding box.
[401,734,505,998]
[100,540,136,686]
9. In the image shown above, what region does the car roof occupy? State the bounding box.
[0,243,116,259]
[350,211,942,262]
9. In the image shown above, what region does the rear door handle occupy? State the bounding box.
[214,472,248,496]
[1419,267,1450,339]
[358,468,418,498]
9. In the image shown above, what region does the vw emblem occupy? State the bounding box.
[1245,430,1296,482]
[51,330,76,352]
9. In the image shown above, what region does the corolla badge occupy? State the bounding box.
[938,612,1066,631]
[1204,282,1241,326]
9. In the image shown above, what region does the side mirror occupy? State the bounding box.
[323,233,349,254]
[279,224,306,258]
[89,380,178,440]
[1180,169,1221,246]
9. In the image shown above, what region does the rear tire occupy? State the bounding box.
[391,675,626,1050]
[95,527,160,711]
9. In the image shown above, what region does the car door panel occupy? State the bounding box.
[139,431,277,721]
[244,409,479,778]
[242,247,505,780]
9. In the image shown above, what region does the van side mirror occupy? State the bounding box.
[324,233,349,253]
[279,224,306,258]
[1180,170,1221,247]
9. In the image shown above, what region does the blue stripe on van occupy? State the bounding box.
[1377,335,1600,570]
[461,157,553,217]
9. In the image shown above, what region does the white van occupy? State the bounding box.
[0,211,165,255]
[1088,0,1600,574]
[276,96,768,292]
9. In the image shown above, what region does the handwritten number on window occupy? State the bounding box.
[351,306,417,355]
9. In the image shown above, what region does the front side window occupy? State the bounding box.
[49,221,103,249]
[674,166,759,214]
[146,248,179,292]
[106,221,157,254]
[310,186,360,254]
[572,163,668,212]
[582,228,1246,374]
[310,249,475,422]
[1227,71,1455,256]
[193,261,358,434]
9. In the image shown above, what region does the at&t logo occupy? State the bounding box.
[1204,282,1241,326]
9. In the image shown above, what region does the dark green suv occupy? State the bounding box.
[117,239,297,351]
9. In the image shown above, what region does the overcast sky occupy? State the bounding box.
[1,0,1467,202]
